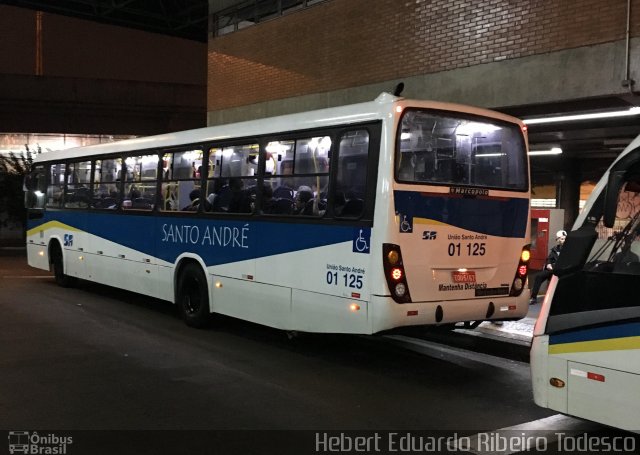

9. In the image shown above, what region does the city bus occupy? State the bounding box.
[24,92,531,334]
[531,134,640,432]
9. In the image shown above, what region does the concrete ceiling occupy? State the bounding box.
[499,94,640,183]
[0,0,209,41]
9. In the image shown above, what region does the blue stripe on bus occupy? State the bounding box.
[549,322,640,345]
[29,211,358,266]
[393,190,528,238]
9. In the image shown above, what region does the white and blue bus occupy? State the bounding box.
[24,92,531,333]
[531,134,640,432]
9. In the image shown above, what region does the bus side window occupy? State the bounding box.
[25,165,47,210]
[161,149,202,212]
[46,163,65,209]
[122,154,158,211]
[64,160,91,209]
[206,144,257,214]
[335,130,369,218]
[92,158,122,209]
[263,137,330,217]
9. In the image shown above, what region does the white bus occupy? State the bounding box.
[24,92,531,334]
[531,134,640,432]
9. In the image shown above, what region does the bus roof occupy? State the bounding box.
[612,133,640,168]
[34,92,524,163]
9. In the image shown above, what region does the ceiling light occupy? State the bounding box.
[476,153,505,157]
[528,147,562,156]
[523,107,640,125]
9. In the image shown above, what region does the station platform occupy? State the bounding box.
[457,298,540,345]
[458,268,550,345]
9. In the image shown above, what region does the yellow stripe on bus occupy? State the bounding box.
[413,217,449,226]
[549,336,640,355]
[27,221,80,237]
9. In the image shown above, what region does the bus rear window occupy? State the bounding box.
[396,109,527,190]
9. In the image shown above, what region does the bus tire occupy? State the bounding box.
[177,263,211,328]
[51,242,76,288]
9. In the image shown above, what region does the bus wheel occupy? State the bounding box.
[51,243,76,288]
[177,263,211,328]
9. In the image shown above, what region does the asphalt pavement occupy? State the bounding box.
[0,245,541,356]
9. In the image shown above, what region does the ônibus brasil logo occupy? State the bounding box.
[8,431,73,454]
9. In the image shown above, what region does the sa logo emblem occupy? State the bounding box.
[422,231,437,240]
[63,233,74,247]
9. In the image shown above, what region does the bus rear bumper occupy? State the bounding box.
[370,293,529,333]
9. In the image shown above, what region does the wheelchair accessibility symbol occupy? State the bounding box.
[352,228,371,254]
[399,214,413,233]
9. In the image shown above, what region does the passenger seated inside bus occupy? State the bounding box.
[67,187,91,207]
[228,181,253,213]
[93,196,117,209]
[212,178,243,212]
[182,189,201,211]
[273,184,294,200]
[260,185,275,214]
[128,187,141,200]
[294,186,313,214]
[132,197,154,210]
[332,191,347,215]
[205,179,226,211]
[340,190,364,217]
[271,197,294,214]
[207,178,254,213]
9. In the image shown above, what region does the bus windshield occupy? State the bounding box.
[396,109,527,190]
[585,181,640,275]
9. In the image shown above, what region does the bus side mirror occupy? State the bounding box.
[553,227,597,277]
[603,170,625,228]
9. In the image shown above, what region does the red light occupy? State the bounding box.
[518,265,528,276]
[522,125,528,133]
[391,268,403,280]
[587,372,605,382]
[407,310,418,316]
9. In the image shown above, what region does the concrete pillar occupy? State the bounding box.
[556,159,581,229]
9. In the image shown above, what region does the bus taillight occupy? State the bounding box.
[510,245,531,296]
[383,243,412,303]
